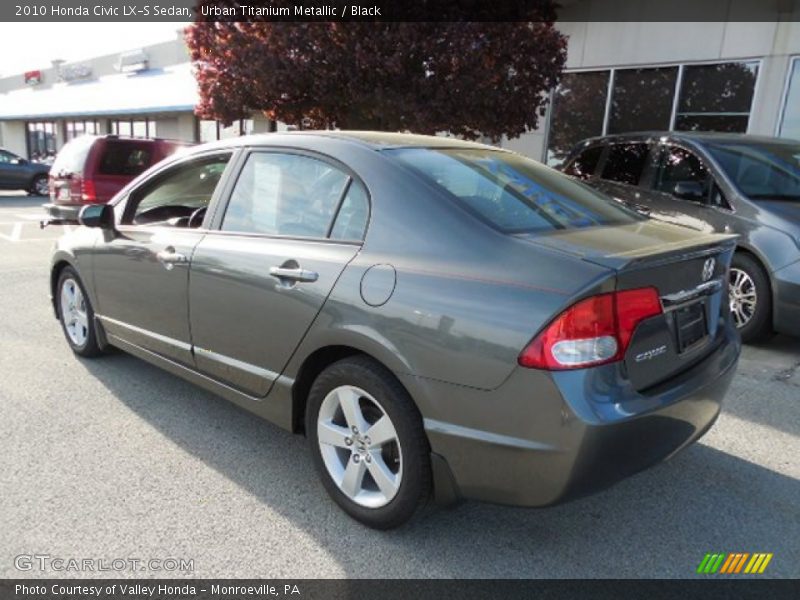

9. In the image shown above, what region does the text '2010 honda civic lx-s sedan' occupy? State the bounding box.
[49,132,741,528]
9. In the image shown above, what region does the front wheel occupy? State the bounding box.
[306,356,431,529]
[57,267,103,357]
[729,253,773,344]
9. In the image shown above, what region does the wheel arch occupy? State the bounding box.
[290,344,420,436]
[50,258,76,319]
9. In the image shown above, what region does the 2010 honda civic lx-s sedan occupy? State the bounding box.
[50,132,741,528]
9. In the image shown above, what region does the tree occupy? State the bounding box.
[186,5,567,141]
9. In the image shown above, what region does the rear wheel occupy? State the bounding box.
[306,356,431,529]
[30,175,48,196]
[57,267,103,357]
[729,253,772,343]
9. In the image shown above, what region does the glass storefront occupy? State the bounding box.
[26,121,58,161]
[779,57,800,140]
[546,60,760,167]
[64,120,100,141]
[199,119,256,143]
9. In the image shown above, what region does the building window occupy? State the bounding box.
[778,57,800,139]
[674,62,759,132]
[65,120,99,141]
[26,121,57,161]
[111,119,157,138]
[545,70,610,166]
[608,67,678,134]
[546,60,760,166]
[199,119,255,143]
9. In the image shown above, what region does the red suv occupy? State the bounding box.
[44,135,190,221]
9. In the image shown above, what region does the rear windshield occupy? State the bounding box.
[50,135,95,175]
[98,142,153,176]
[706,142,800,201]
[388,147,642,234]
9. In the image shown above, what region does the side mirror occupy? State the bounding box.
[673,181,706,201]
[78,204,115,229]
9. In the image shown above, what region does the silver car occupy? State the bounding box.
[50,132,740,528]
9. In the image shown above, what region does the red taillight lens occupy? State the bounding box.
[518,287,662,370]
[80,179,97,203]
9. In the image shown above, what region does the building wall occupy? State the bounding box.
[0,121,28,156]
[503,1,800,161]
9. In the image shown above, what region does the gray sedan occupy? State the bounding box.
[49,132,740,528]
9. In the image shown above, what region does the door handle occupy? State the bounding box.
[269,266,319,283]
[156,247,188,270]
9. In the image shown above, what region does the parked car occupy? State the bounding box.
[44,135,190,222]
[50,132,740,528]
[0,147,50,195]
[562,132,800,343]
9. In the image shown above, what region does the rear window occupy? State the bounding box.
[706,142,800,201]
[98,142,153,176]
[50,135,96,175]
[388,147,642,234]
[601,143,650,185]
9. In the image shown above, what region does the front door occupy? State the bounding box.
[92,152,234,365]
[189,150,370,396]
[644,144,729,233]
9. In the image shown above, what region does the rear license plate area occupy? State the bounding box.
[675,301,707,352]
[58,187,70,201]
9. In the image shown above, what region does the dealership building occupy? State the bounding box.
[0,34,277,161]
[1,0,799,163]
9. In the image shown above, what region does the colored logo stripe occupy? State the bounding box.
[697,553,773,574]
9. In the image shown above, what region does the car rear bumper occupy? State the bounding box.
[773,258,800,337]
[419,324,740,507]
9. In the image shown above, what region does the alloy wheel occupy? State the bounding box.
[34,177,49,196]
[317,385,402,508]
[60,278,89,347]
[729,267,757,329]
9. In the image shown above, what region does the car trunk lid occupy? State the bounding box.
[517,220,738,390]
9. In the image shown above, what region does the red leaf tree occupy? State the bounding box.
[186,8,567,141]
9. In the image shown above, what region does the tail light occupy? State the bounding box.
[81,178,97,203]
[518,287,662,370]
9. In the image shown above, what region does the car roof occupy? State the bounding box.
[577,131,800,147]
[199,130,498,152]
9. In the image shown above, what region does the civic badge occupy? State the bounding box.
[702,257,716,282]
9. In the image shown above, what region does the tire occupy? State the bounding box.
[30,175,48,196]
[306,356,431,529]
[56,267,103,358]
[729,253,773,344]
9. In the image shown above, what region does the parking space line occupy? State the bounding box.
[0,223,23,241]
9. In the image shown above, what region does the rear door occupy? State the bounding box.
[188,149,369,396]
[0,150,30,188]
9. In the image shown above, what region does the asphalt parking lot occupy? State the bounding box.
[0,192,798,579]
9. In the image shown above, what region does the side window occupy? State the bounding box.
[99,143,153,176]
[330,181,369,241]
[564,145,603,180]
[655,146,710,198]
[221,153,350,238]
[124,154,231,227]
[0,151,16,164]
[601,143,649,186]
